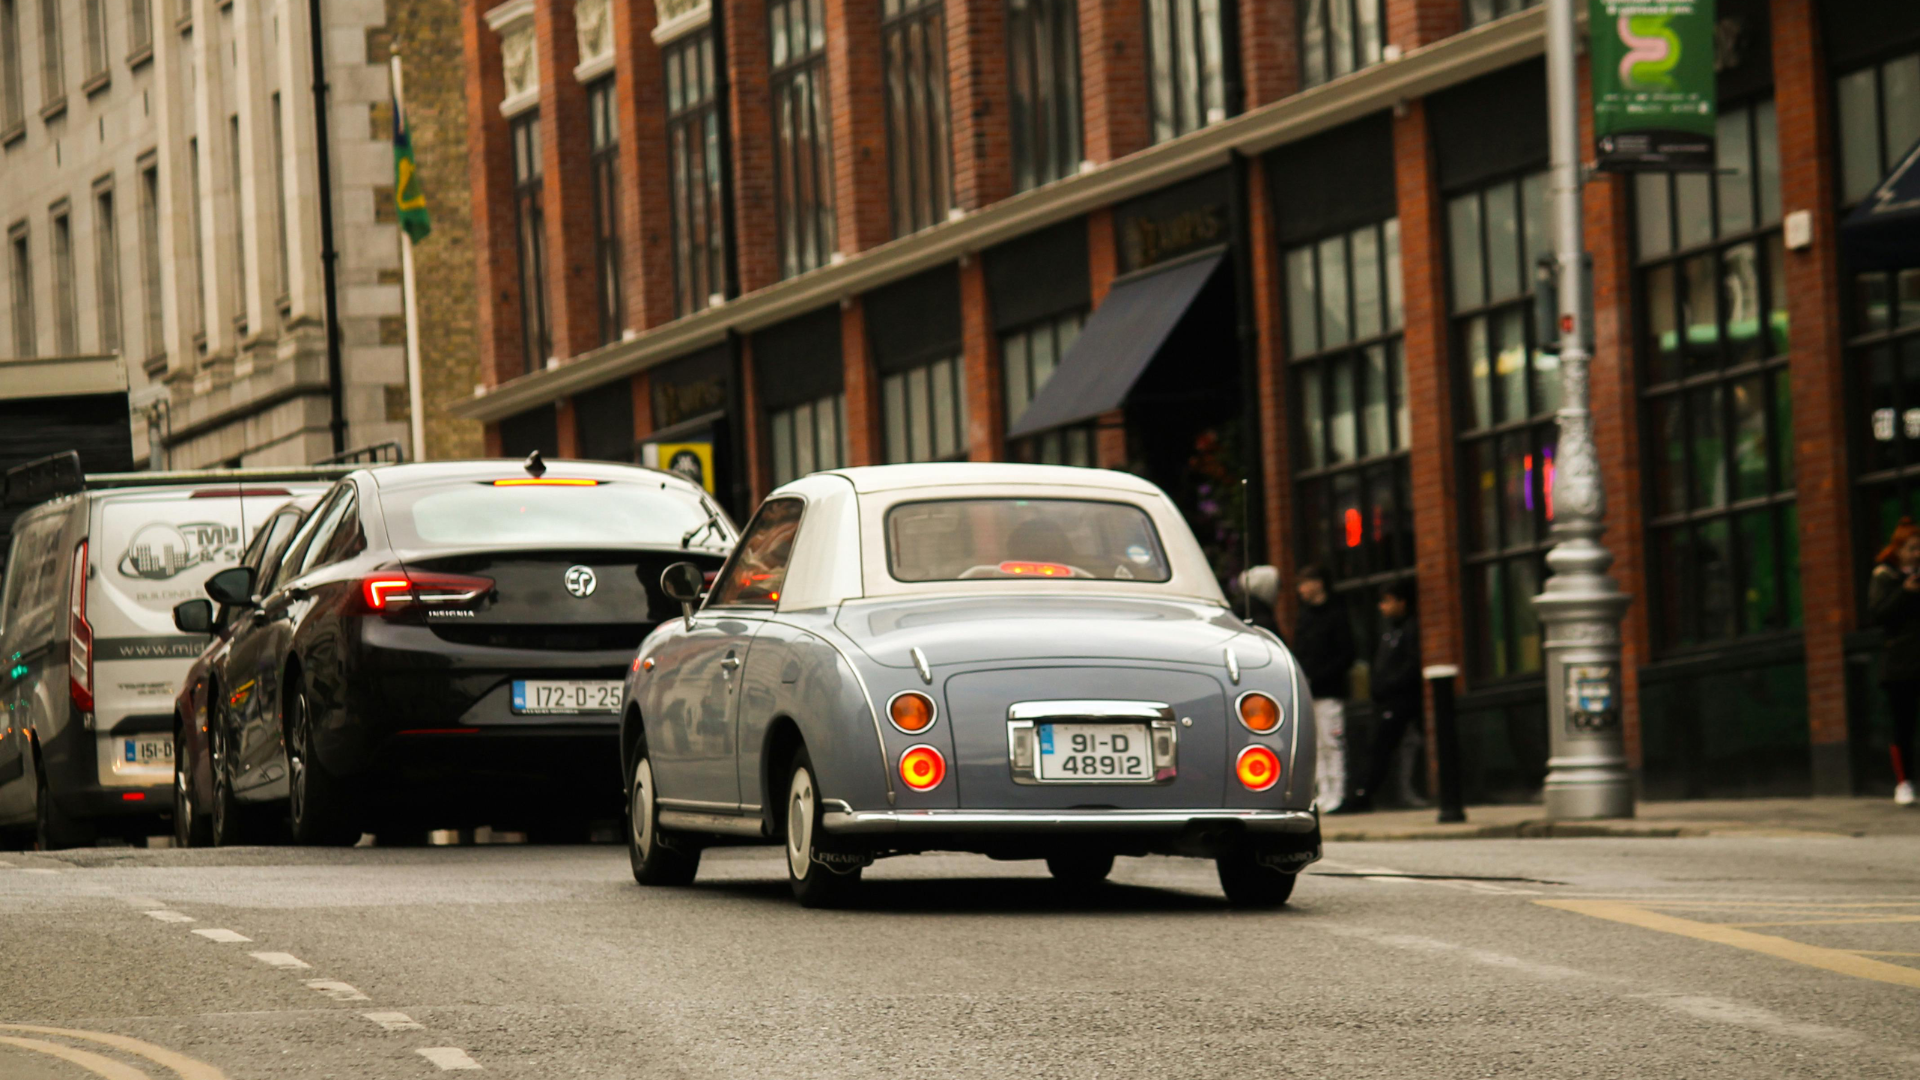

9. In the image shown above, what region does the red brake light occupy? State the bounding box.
[898,745,946,791]
[69,541,92,713]
[191,487,292,498]
[359,572,493,614]
[998,561,1074,577]
[121,792,146,801]
[362,578,414,610]
[490,478,600,486]
[1236,745,1281,792]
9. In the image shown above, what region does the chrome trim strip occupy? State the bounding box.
[822,808,1319,834]
[656,797,742,811]
[1006,700,1173,721]
[658,809,767,837]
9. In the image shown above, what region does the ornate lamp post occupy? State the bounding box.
[1533,0,1635,820]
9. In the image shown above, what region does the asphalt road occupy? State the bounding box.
[1,833,1917,1079]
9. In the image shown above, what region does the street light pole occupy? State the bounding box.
[1533,0,1634,820]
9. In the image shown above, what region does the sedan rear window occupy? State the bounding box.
[382,481,722,551]
[885,498,1171,583]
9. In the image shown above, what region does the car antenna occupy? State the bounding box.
[524,450,547,478]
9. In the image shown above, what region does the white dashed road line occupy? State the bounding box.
[20,868,58,875]
[144,910,196,922]
[416,1047,482,1071]
[363,1012,426,1032]
[191,929,252,943]
[248,952,312,970]
[303,980,371,1002]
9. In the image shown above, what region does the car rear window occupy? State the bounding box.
[381,480,722,551]
[885,498,1171,583]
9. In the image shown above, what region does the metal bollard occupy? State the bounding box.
[1424,665,1465,824]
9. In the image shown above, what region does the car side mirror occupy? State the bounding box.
[661,561,704,629]
[204,566,257,607]
[173,598,215,635]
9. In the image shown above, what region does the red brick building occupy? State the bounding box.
[454,0,1917,801]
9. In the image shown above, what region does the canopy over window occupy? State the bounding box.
[1843,137,1920,272]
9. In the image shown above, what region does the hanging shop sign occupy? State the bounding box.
[1590,0,1717,171]
[1114,171,1232,274]
[644,441,715,493]
[650,348,730,432]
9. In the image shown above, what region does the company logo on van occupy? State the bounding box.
[117,522,243,581]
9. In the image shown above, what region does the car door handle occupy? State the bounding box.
[720,654,741,672]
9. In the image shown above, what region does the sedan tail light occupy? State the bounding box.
[357,571,494,616]
[69,541,93,714]
[1235,745,1280,792]
[1237,692,1280,734]
[898,745,946,792]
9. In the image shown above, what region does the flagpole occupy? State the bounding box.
[391,53,427,463]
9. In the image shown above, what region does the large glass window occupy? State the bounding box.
[1448,171,1554,681]
[1002,311,1092,466]
[0,0,21,132]
[1298,0,1382,90]
[188,136,206,340]
[1006,0,1080,192]
[886,498,1171,582]
[769,391,848,485]
[8,223,32,358]
[1287,217,1410,625]
[381,479,718,551]
[588,77,623,344]
[128,0,150,56]
[227,114,245,326]
[1145,0,1227,144]
[94,183,120,354]
[666,31,727,315]
[770,0,835,276]
[38,0,62,106]
[1464,0,1537,28]
[271,93,288,300]
[1839,52,1920,562]
[511,112,550,372]
[50,207,75,355]
[883,0,951,237]
[82,0,105,80]
[139,161,163,359]
[882,356,967,463]
[1636,100,1795,650]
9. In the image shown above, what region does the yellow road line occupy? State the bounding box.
[1723,915,1920,928]
[0,1035,152,1080]
[0,1025,229,1080]
[1537,900,1920,990]
[1843,950,1920,958]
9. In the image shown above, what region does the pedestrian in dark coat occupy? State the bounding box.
[1292,566,1357,812]
[1868,517,1920,807]
[1353,579,1422,812]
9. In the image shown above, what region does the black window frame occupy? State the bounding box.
[768,390,848,486]
[1297,0,1383,90]
[882,0,952,237]
[511,111,550,373]
[1000,310,1093,466]
[769,0,836,277]
[665,30,728,316]
[1144,0,1231,145]
[881,354,968,464]
[587,77,623,346]
[1633,97,1797,654]
[1005,0,1081,192]
[1463,0,1537,29]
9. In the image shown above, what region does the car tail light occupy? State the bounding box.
[998,561,1074,577]
[357,571,494,615]
[888,691,936,733]
[1235,745,1280,792]
[490,478,600,486]
[190,487,292,498]
[1237,692,1280,734]
[69,541,93,714]
[898,745,946,791]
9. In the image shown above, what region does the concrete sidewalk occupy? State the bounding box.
[1322,797,1920,841]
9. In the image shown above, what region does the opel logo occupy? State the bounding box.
[564,565,597,599]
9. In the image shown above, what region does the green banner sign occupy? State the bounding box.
[1590,0,1717,171]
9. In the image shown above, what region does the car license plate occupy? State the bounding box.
[511,679,622,715]
[1036,723,1152,782]
[123,736,172,765]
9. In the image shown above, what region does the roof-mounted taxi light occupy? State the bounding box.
[490,478,601,486]
[888,691,936,733]
[1235,745,1281,792]
[1237,691,1281,734]
[998,561,1073,577]
[899,745,947,792]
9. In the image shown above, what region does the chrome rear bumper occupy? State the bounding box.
[821,807,1318,835]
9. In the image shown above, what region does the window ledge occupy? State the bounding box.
[126,44,153,69]
[142,352,169,378]
[82,71,110,98]
[175,13,192,32]
[0,122,24,147]
[39,96,67,122]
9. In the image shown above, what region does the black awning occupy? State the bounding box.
[1843,137,1920,272]
[1005,253,1224,439]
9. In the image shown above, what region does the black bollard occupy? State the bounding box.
[1424,665,1466,824]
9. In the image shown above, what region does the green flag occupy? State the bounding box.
[1589,0,1717,172]
[392,85,431,243]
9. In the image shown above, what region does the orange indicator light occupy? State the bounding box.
[889,692,935,733]
[1238,692,1281,733]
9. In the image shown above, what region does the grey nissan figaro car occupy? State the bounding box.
[621,463,1320,907]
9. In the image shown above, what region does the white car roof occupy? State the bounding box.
[822,462,1163,495]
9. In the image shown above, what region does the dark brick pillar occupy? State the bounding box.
[535,0,600,361]
[1772,0,1854,795]
[960,255,1002,461]
[842,299,881,465]
[556,399,579,456]
[1245,156,1296,630]
[1086,207,1128,468]
[484,422,504,455]
[1385,0,1461,51]
[739,337,770,499]
[825,0,891,253]
[631,371,653,441]
[948,0,1012,212]
[727,0,781,293]
[1239,0,1299,111]
[1080,0,1149,164]
[461,0,522,389]
[612,0,675,331]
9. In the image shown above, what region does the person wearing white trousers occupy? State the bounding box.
[1245,564,1356,814]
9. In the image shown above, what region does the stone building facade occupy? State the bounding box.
[0,0,480,465]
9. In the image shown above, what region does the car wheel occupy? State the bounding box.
[628,752,699,886]
[34,761,93,851]
[1215,851,1297,908]
[286,683,359,846]
[173,725,212,848]
[784,748,860,909]
[207,723,255,847]
[1046,851,1115,887]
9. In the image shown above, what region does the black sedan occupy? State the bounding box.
[175,456,735,844]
